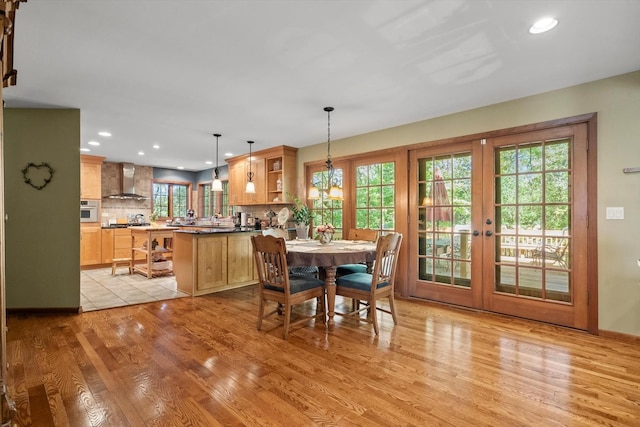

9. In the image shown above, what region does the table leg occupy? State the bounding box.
[324,266,337,331]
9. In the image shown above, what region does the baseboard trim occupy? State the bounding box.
[598,329,640,343]
[7,306,82,315]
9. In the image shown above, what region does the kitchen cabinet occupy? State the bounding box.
[196,235,228,292]
[226,145,296,206]
[227,233,255,284]
[101,228,114,263]
[101,228,134,264]
[173,231,259,296]
[81,225,102,266]
[80,154,105,200]
[265,146,297,204]
[228,157,266,205]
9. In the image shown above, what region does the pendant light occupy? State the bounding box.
[307,179,320,200]
[211,133,223,192]
[245,140,256,193]
[324,106,343,200]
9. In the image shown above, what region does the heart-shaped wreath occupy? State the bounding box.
[22,162,55,190]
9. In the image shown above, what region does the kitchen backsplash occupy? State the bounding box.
[101,162,153,223]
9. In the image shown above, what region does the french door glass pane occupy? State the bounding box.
[417,152,471,287]
[494,139,571,303]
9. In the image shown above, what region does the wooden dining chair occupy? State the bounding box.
[251,234,326,339]
[335,232,403,335]
[262,228,319,278]
[336,228,379,277]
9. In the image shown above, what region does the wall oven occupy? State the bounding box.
[80,200,99,223]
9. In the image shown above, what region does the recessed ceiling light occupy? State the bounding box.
[225,152,233,157]
[177,166,184,170]
[205,160,213,165]
[153,144,160,149]
[138,151,144,156]
[88,140,100,146]
[80,148,90,152]
[529,17,558,34]
[98,131,111,137]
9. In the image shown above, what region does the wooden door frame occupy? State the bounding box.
[403,113,598,333]
[481,123,590,330]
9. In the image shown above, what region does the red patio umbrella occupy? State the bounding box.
[425,168,451,222]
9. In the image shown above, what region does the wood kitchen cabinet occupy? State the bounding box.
[101,228,114,263]
[173,231,258,296]
[81,225,102,266]
[80,154,105,199]
[101,228,134,264]
[227,157,265,205]
[227,233,255,284]
[226,145,296,206]
[265,145,297,204]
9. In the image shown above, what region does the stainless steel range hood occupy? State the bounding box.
[106,162,147,200]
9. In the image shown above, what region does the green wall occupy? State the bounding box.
[297,70,640,337]
[4,108,80,309]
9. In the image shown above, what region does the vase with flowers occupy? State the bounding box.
[316,223,335,245]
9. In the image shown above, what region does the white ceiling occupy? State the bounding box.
[5,0,640,171]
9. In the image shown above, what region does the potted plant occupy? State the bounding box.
[288,193,312,239]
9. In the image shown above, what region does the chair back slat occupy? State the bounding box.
[348,228,378,242]
[252,234,290,295]
[371,233,403,294]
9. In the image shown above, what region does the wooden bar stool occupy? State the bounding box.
[112,257,133,275]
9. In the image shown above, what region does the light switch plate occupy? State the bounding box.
[605,207,624,219]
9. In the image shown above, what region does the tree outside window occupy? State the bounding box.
[152,182,190,220]
[201,181,230,218]
[355,161,395,231]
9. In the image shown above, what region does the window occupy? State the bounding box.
[152,181,191,219]
[310,167,344,238]
[307,156,397,239]
[200,181,230,218]
[355,161,395,231]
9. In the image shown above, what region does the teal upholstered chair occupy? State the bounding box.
[335,232,403,335]
[251,234,326,339]
[336,228,379,277]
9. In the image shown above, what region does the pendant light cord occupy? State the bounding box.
[324,107,334,181]
[213,133,221,178]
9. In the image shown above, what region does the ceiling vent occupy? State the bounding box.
[106,162,147,200]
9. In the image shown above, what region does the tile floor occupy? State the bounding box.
[81,267,189,312]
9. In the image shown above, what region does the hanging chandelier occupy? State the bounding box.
[309,106,342,200]
[211,133,223,192]
[245,140,256,193]
[324,107,343,200]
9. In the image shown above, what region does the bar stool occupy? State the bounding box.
[112,257,133,275]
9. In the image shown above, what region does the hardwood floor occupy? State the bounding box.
[7,285,640,426]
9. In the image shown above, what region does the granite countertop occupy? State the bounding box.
[173,226,260,235]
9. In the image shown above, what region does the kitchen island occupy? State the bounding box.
[172,228,260,296]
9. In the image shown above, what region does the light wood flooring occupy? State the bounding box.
[7,286,640,426]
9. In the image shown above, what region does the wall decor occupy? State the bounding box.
[22,162,54,190]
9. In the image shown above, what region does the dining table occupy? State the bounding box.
[286,238,377,330]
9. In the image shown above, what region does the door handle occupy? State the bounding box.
[485,230,493,237]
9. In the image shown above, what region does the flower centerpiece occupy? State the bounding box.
[316,223,335,244]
